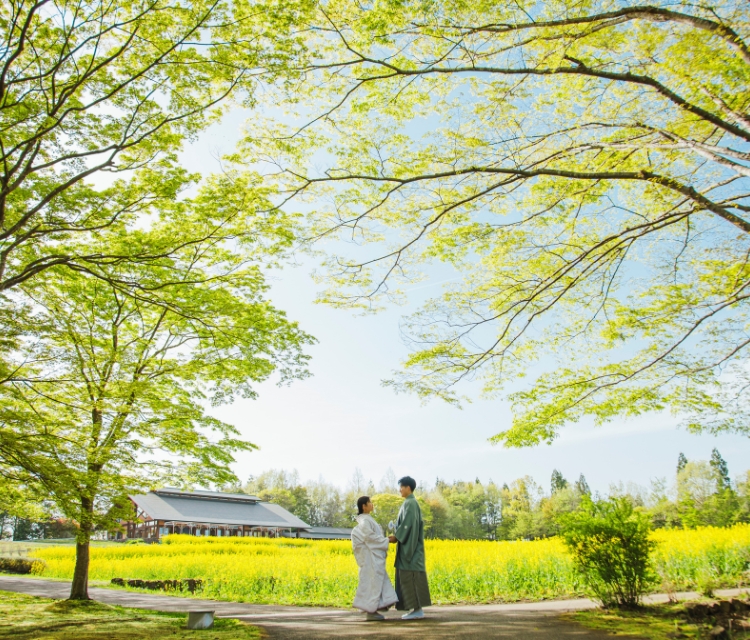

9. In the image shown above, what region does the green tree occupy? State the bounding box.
[709,448,731,490]
[370,493,403,531]
[0,479,77,540]
[608,481,649,508]
[0,0,272,296]
[538,486,584,537]
[39,518,77,540]
[245,469,302,495]
[551,470,569,494]
[676,461,718,527]
[371,492,432,535]
[423,492,450,539]
[677,453,689,475]
[698,489,740,528]
[246,0,750,446]
[736,471,750,523]
[498,476,543,539]
[697,449,738,526]
[256,487,312,522]
[416,496,433,535]
[480,483,503,540]
[306,480,349,527]
[643,477,681,530]
[436,480,498,539]
[11,518,41,541]
[0,475,48,539]
[0,190,313,599]
[574,474,591,496]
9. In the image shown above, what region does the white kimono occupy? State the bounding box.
[351,513,398,613]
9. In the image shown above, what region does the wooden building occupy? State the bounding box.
[116,488,311,541]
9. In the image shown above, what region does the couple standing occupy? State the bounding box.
[351,475,431,621]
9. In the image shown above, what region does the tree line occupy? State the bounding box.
[230,449,750,541]
[5,449,749,543]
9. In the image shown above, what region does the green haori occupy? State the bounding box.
[394,494,426,572]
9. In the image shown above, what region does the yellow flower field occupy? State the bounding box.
[32,524,750,606]
[651,525,750,592]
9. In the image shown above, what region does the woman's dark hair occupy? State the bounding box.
[398,476,416,491]
[357,496,371,515]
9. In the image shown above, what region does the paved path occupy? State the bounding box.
[1,576,747,639]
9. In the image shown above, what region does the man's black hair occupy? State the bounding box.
[398,476,416,491]
[357,496,371,515]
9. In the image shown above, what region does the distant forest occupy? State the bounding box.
[233,448,750,540]
[3,449,748,541]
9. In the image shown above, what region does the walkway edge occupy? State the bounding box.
[0,575,747,617]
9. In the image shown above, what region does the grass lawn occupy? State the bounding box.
[565,602,750,640]
[0,590,261,639]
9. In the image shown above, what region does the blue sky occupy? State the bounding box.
[181,108,750,495]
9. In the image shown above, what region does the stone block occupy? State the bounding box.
[187,611,214,630]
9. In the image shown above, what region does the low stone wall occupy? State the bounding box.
[684,598,750,640]
[110,577,203,593]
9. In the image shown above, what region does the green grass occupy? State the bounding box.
[565,603,750,640]
[0,590,262,639]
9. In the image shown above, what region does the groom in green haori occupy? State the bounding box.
[388,475,431,620]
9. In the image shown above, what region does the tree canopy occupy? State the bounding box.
[244,0,750,446]
[0,175,314,598]
[0,0,278,295]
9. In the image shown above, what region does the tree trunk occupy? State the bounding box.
[69,538,90,599]
[69,499,93,600]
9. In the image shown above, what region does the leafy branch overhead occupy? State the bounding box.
[0,0,288,294]
[242,0,750,445]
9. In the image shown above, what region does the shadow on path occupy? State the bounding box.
[1,576,747,640]
[250,609,615,639]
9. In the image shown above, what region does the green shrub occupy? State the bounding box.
[0,557,45,574]
[560,496,658,608]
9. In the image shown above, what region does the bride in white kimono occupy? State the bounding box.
[351,496,398,621]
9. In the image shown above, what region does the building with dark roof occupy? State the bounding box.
[298,527,353,540]
[119,488,311,541]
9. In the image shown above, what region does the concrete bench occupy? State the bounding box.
[187,610,215,629]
